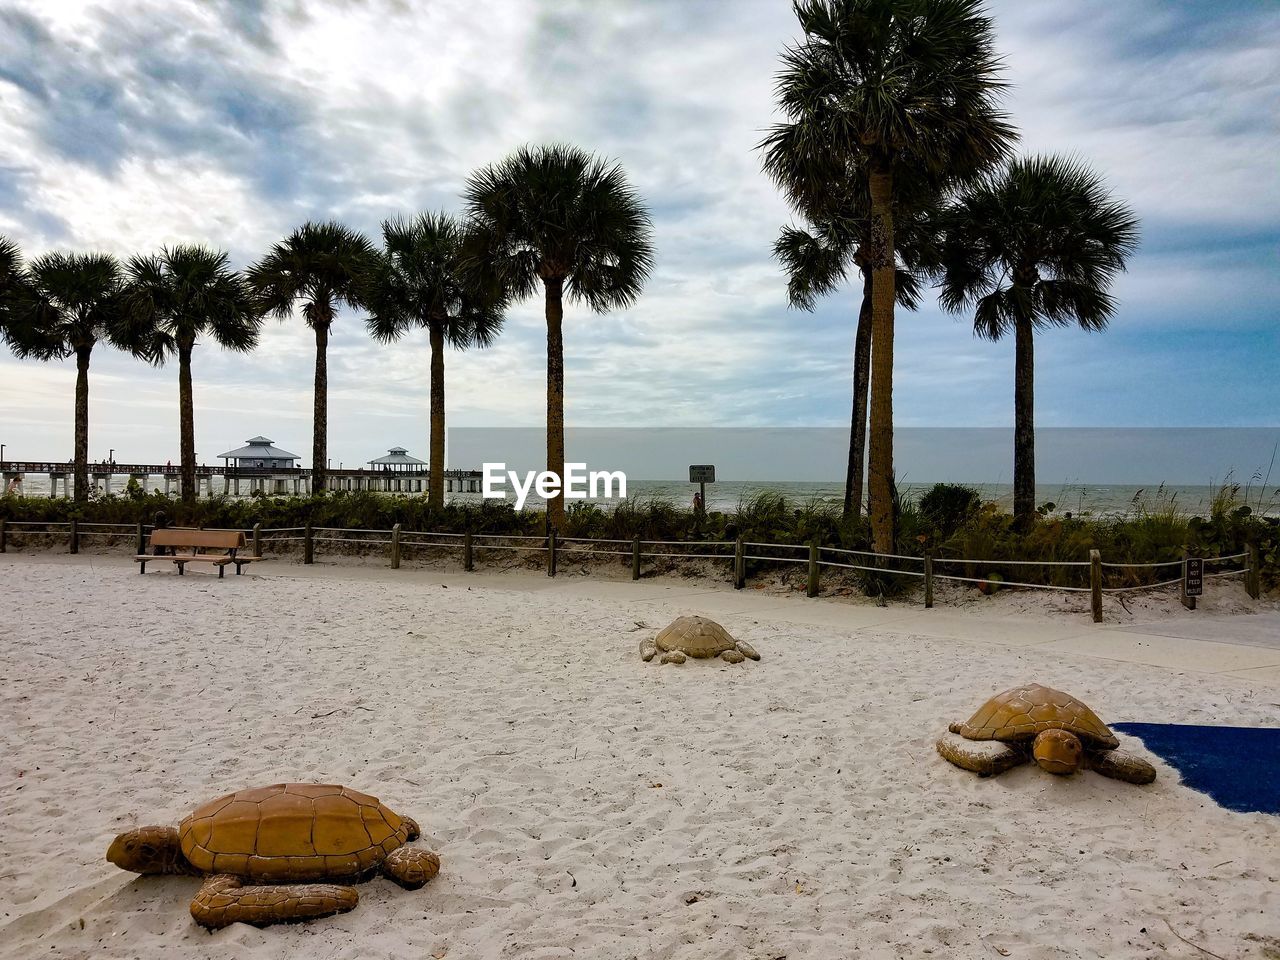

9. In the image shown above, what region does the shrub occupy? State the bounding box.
[918,483,982,539]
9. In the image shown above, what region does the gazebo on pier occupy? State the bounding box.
[366,447,428,492]
[217,436,304,496]
[219,436,300,470]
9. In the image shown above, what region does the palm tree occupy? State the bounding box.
[247,221,378,495]
[462,144,654,530]
[4,252,139,501]
[770,166,934,521]
[124,245,263,504]
[939,154,1139,525]
[365,213,506,508]
[769,0,1016,552]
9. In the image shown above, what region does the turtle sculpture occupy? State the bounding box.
[936,683,1156,784]
[106,783,440,929]
[639,615,760,665]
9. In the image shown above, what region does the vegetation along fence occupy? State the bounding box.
[0,518,1262,624]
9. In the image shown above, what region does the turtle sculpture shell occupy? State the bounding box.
[950,682,1120,750]
[180,783,413,883]
[654,615,737,658]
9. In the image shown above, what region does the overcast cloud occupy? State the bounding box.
[0,0,1276,467]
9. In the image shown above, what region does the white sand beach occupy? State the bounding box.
[1,555,1277,959]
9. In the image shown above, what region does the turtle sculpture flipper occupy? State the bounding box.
[642,616,760,665]
[107,783,440,930]
[935,731,1025,777]
[937,683,1156,785]
[1086,749,1157,785]
[190,874,360,928]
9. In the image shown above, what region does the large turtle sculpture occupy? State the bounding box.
[937,683,1156,784]
[107,783,440,929]
[640,615,760,665]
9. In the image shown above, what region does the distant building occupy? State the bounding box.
[218,436,301,471]
[368,446,428,473]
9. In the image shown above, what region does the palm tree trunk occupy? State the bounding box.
[178,340,196,504]
[1013,315,1036,527]
[843,271,873,522]
[545,276,565,531]
[866,165,897,553]
[312,321,328,495]
[428,323,445,509]
[73,346,91,502]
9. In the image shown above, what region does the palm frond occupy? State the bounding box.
[938,152,1139,339]
[462,143,654,313]
[365,210,508,350]
[124,244,262,361]
[247,221,378,327]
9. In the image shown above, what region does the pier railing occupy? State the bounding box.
[0,519,1261,622]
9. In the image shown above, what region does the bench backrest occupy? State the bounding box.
[149,528,245,550]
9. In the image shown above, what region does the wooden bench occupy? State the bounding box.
[135,529,264,578]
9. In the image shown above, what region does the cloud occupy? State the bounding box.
[0,0,1276,469]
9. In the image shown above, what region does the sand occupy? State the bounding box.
[1,555,1277,959]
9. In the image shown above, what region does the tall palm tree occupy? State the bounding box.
[4,252,139,500]
[770,0,1016,552]
[365,213,506,509]
[770,165,934,521]
[462,144,654,530]
[124,245,263,504]
[939,154,1139,525]
[247,221,378,495]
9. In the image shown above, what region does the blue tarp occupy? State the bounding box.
[1113,722,1280,816]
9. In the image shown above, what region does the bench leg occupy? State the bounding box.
[218,564,225,579]
[177,563,185,576]
[139,562,146,575]
[235,563,243,575]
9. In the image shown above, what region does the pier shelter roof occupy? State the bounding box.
[369,447,427,470]
[218,437,300,464]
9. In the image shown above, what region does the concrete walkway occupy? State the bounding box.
[9,553,1280,685]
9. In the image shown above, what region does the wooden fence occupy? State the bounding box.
[0,518,1261,623]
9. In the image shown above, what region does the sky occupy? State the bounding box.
[0,0,1277,470]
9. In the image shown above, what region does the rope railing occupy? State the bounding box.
[935,572,1092,592]
[822,545,925,563]
[936,556,1092,568]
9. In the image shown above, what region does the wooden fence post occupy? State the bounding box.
[70,518,79,554]
[1245,542,1261,600]
[733,537,745,589]
[0,518,6,553]
[631,537,641,580]
[546,530,557,577]
[924,550,934,609]
[1089,549,1102,622]
[304,523,314,565]
[806,542,819,597]
[252,522,262,558]
[464,531,474,571]
[135,521,145,555]
[391,523,401,569]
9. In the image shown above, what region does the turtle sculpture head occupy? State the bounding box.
[1032,728,1084,775]
[107,826,190,875]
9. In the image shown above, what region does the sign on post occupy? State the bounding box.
[689,465,715,521]
[1183,557,1203,597]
